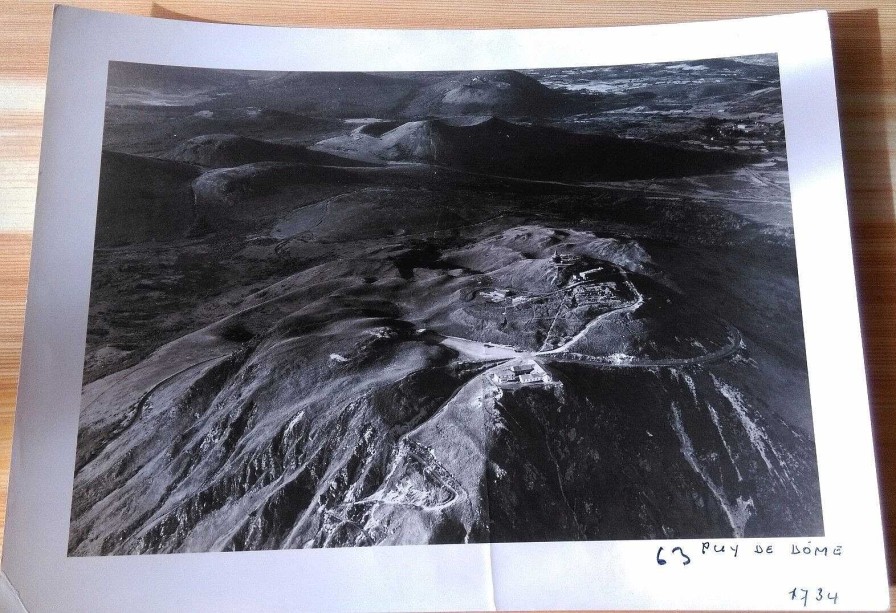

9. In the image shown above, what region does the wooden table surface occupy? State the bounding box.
[1,0,895,608]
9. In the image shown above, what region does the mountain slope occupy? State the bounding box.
[164,133,368,169]
[315,116,755,182]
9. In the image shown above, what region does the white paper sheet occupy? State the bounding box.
[2,6,888,611]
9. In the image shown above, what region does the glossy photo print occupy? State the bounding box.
[68,56,822,555]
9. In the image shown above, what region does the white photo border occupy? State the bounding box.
[2,7,887,611]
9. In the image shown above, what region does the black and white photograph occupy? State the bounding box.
[68,55,823,556]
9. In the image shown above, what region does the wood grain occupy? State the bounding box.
[0,0,894,607]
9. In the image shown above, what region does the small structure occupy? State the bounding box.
[490,360,554,388]
[495,371,516,384]
[552,251,576,265]
[572,268,602,283]
[482,289,512,303]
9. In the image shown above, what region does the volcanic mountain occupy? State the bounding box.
[399,70,570,117]
[164,133,366,169]
[314,116,754,182]
[69,224,821,554]
[110,65,586,120]
[212,70,575,119]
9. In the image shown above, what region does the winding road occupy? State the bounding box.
[379,266,746,527]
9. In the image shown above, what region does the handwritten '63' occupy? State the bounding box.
[656,546,691,566]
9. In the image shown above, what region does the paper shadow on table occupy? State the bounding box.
[66,53,823,555]
[150,4,226,24]
[830,9,896,583]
